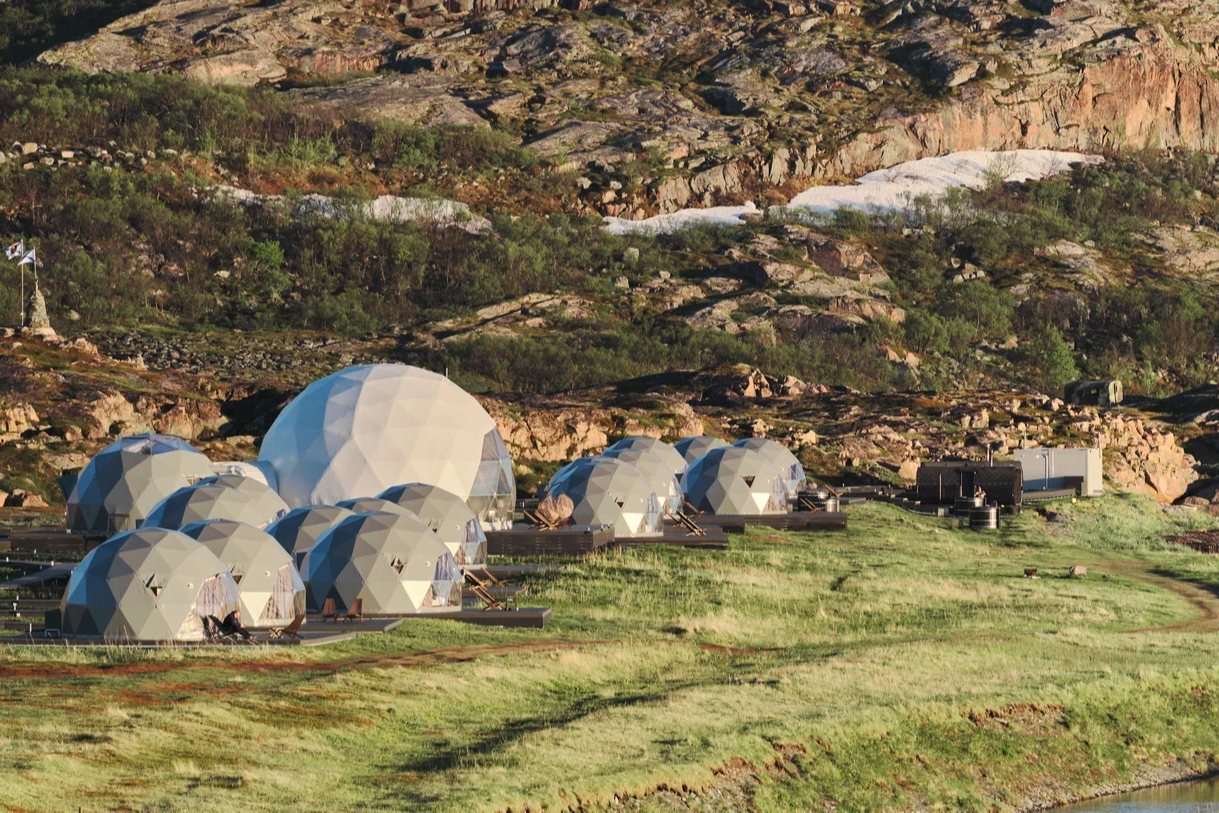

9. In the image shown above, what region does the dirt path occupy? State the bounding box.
[1087,559,1219,634]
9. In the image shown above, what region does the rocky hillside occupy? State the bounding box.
[0,331,1210,513]
[30,0,1219,217]
[1,0,1219,510]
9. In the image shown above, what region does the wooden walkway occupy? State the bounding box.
[0,561,75,591]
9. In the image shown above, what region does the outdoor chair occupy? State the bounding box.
[321,597,339,622]
[268,613,305,641]
[342,597,364,623]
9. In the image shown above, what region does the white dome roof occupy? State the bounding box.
[732,438,806,497]
[181,519,305,627]
[60,528,239,641]
[604,436,688,478]
[546,457,662,538]
[258,364,515,529]
[683,447,789,516]
[67,434,214,533]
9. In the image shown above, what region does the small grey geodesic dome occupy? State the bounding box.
[674,435,731,465]
[303,511,462,615]
[683,447,789,516]
[257,364,517,529]
[546,457,662,538]
[377,482,487,567]
[67,434,214,533]
[335,497,419,519]
[144,482,274,531]
[60,528,239,641]
[180,519,306,627]
[604,436,688,479]
[732,438,807,497]
[266,505,356,568]
[598,449,683,514]
[197,474,291,524]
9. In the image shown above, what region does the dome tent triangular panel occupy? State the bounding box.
[67,434,214,533]
[180,519,306,627]
[731,438,807,499]
[196,474,291,525]
[59,528,239,641]
[335,497,419,519]
[378,482,488,567]
[598,449,683,514]
[266,505,356,568]
[258,364,516,529]
[302,511,462,615]
[604,436,688,479]
[545,457,663,538]
[143,482,274,531]
[683,447,789,516]
[674,435,731,465]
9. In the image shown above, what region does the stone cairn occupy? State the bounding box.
[23,284,58,340]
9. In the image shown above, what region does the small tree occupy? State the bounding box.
[1023,326,1079,395]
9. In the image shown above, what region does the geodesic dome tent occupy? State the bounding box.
[59,528,239,641]
[377,483,487,567]
[604,436,688,479]
[67,434,214,534]
[598,449,683,514]
[197,474,290,525]
[266,505,356,568]
[181,519,306,627]
[335,497,418,518]
[683,447,789,516]
[732,438,807,498]
[144,483,274,531]
[303,511,462,615]
[674,435,731,465]
[258,364,517,529]
[546,457,663,538]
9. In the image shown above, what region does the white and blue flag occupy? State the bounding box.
[17,248,36,266]
[4,241,22,260]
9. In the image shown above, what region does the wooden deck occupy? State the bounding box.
[486,525,614,557]
[681,512,848,533]
[407,607,552,629]
[617,528,730,549]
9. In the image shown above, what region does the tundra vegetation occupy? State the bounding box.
[3,497,1219,811]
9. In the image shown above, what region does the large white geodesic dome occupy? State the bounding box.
[674,435,730,465]
[378,483,487,567]
[546,457,662,538]
[605,436,688,479]
[303,511,462,615]
[598,449,683,514]
[258,364,516,529]
[67,434,214,533]
[683,447,789,516]
[197,474,291,525]
[266,505,356,567]
[732,438,807,498]
[144,482,274,530]
[60,528,239,641]
[181,519,306,627]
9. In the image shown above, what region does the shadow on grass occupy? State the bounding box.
[376,678,709,804]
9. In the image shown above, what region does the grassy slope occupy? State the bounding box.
[3,497,1219,811]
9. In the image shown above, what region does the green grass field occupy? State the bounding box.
[4,495,1219,812]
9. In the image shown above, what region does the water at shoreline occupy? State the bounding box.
[1063,777,1219,811]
